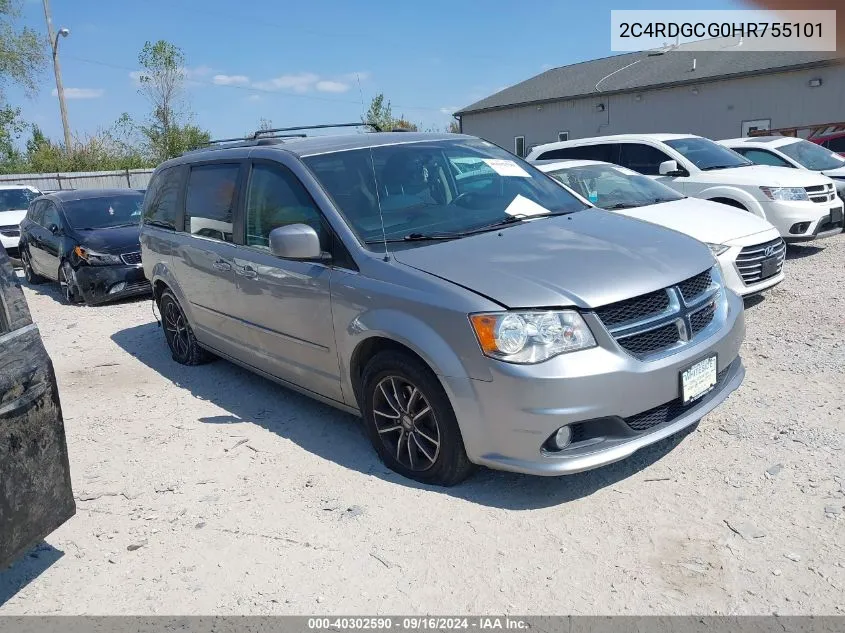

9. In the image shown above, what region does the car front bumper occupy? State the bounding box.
[763,199,844,242]
[718,228,785,297]
[442,289,746,476]
[72,263,151,305]
[0,231,20,259]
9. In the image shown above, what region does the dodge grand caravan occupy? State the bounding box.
[140,126,746,485]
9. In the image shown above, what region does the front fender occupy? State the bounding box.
[699,186,767,219]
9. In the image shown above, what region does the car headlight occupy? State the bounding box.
[469,310,596,364]
[73,246,123,266]
[759,186,809,201]
[705,243,730,256]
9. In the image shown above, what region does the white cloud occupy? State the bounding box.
[184,65,213,80]
[247,94,261,102]
[213,74,250,86]
[253,72,319,93]
[316,80,349,93]
[52,87,103,99]
[440,106,458,115]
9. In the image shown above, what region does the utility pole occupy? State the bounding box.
[42,0,72,151]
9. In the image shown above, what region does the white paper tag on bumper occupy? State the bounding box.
[483,159,531,178]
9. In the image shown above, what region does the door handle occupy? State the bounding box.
[236,264,258,279]
[212,260,232,272]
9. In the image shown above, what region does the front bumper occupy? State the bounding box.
[718,230,785,297]
[763,199,844,242]
[72,263,151,305]
[443,290,746,476]
[0,232,20,259]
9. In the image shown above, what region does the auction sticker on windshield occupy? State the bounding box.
[483,159,530,177]
[681,355,717,404]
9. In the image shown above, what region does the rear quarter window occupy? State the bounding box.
[537,144,620,162]
[142,166,183,230]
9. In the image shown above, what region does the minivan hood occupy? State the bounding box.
[76,225,141,254]
[689,164,832,187]
[618,197,776,243]
[391,210,715,309]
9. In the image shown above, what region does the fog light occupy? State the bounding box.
[553,426,572,450]
[109,282,126,294]
[789,222,811,235]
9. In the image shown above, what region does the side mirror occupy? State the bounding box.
[659,159,689,176]
[268,224,324,260]
[48,223,60,235]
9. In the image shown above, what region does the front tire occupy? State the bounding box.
[59,262,83,304]
[159,289,214,365]
[361,350,475,486]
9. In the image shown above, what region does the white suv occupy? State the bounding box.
[0,185,41,260]
[526,134,844,243]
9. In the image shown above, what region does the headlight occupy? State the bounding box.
[73,246,123,266]
[759,186,808,201]
[705,242,730,256]
[469,310,596,364]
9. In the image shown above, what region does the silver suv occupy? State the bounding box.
[140,125,746,486]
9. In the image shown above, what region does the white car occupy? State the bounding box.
[533,159,785,296]
[718,136,845,198]
[526,134,844,243]
[0,185,41,260]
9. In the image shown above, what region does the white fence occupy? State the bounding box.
[0,168,154,192]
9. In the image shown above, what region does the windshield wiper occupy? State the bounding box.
[365,232,458,244]
[104,222,139,228]
[701,164,750,171]
[455,211,578,236]
[603,202,642,210]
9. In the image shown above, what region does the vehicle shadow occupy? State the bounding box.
[112,322,696,510]
[0,542,64,608]
[743,295,765,310]
[786,244,825,260]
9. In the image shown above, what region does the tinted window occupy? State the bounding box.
[303,138,588,247]
[618,143,673,175]
[63,194,144,230]
[142,166,182,230]
[664,137,751,170]
[823,137,845,153]
[537,144,619,162]
[778,140,845,170]
[735,148,793,167]
[514,137,525,158]
[28,200,45,225]
[184,164,239,243]
[245,163,326,249]
[42,203,61,229]
[0,188,39,212]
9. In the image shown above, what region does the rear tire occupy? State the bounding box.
[361,350,475,486]
[21,250,45,284]
[159,289,214,365]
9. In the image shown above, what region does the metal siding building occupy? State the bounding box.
[456,46,843,155]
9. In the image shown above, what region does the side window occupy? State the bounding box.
[618,143,673,175]
[245,163,326,250]
[184,164,239,243]
[42,203,61,229]
[514,136,525,158]
[737,148,792,167]
[825,137,845,153]
[28,200,45,225]
[142,166,182,230]
[558,131,569,142]
[537,144,618,162]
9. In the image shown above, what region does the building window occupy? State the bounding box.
[558,131,569,142]
[514,136,525,158]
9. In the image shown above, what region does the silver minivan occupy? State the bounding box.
[140,127,746,486]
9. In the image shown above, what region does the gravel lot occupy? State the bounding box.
[1,234,843,615]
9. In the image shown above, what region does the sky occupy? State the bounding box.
[7,0,749,144]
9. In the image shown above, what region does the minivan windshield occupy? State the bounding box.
[63,193,144,230]
[664,137,752,171]
[303,139,588,246]
[0,188,39,212]
[545,163,683,209]
[778,139,845,171]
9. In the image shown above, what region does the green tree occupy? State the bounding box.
[363,93,418,132]
[136,39,210,160]
[447,119,460,133]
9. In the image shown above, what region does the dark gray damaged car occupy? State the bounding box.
[0,245,75,569]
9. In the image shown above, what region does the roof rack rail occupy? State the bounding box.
[188,122,384,155]
[248,121,381,140]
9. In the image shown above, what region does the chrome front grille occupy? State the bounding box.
[805,182,836,204]
[735,238,786,285]
[121,251,142,265]
[595,267,724,359]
